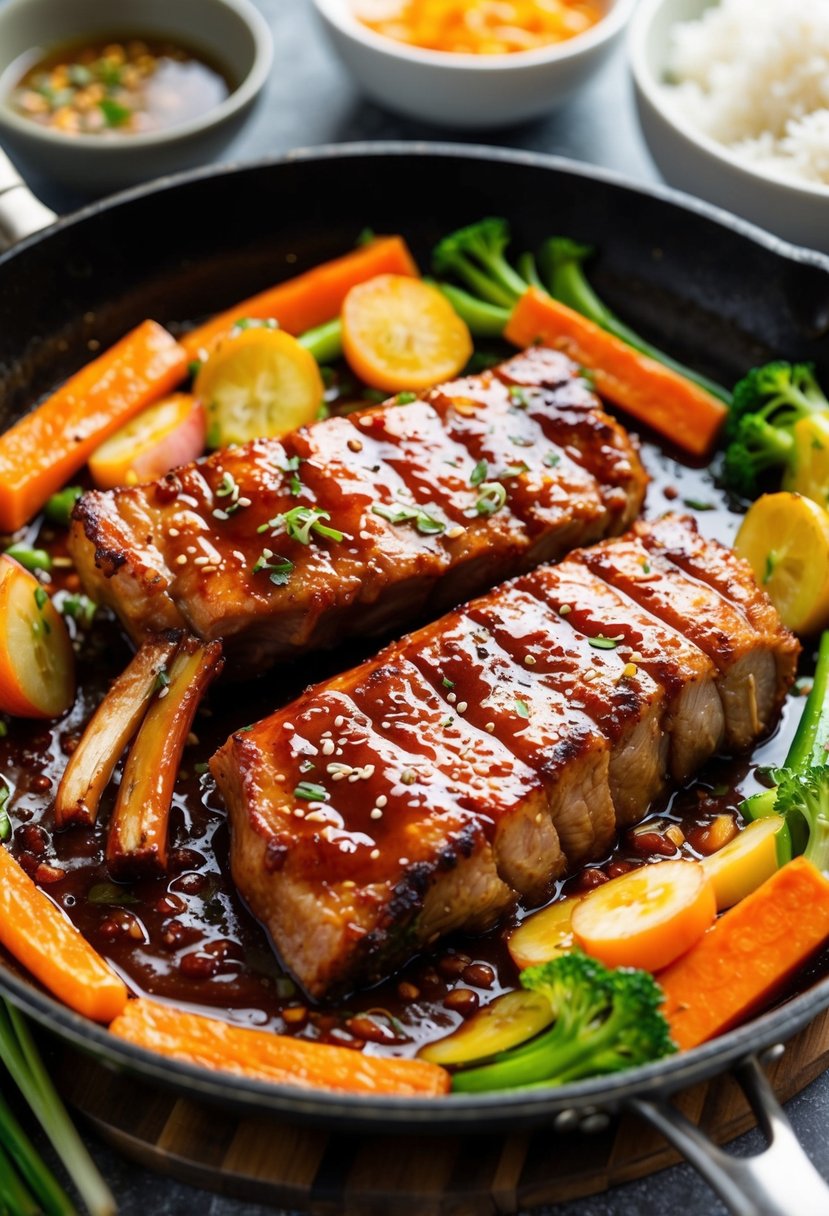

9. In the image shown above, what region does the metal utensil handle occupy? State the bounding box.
[631,1052,829,1216]
[0,148,57,252]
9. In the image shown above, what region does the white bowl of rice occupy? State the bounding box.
[629,0,829,252]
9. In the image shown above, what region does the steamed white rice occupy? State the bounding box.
[662,0,829,189]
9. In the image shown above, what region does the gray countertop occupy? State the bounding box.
[10,0,829,1211]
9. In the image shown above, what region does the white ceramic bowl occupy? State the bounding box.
[312,0,637,129]
[629,0,829,253]
[0,0,272,196]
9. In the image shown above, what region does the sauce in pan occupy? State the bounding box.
[0,425,822,1060]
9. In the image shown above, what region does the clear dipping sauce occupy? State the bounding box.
[5,36,232,136]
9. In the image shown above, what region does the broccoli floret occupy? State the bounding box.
[432,218,530,312]
[771,766,829,872]
[722,361,829,497]
[726,361,828,441]
[722,413,795,498]
[451,951,675,1093]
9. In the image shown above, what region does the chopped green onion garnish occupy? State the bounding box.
[475,482,507,517]
[470,460,488,487]
[294,781,329,802]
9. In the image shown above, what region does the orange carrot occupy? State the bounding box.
[110,997,450,1096]
[182,236,420,360]
[505,287,727,458]
[0,845,128,1022]
[0,320,188,533]
[659,857,829,1050]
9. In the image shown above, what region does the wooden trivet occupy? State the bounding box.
[57,1009,829,1214]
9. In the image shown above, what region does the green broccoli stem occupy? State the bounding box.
[741,631,829,858]
[787,632,829,770]
[0,1139,42,1216]
[0,1085,74,1216]
[0,1002,115,1216]
[516,252,547,294]
[448,252,521,310]
[432,282,511,339]
[539,238,731,405]
[297,317,343,365]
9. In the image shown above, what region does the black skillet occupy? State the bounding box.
[2,142,829,1216]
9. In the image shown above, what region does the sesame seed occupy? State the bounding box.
[238,497,252,508]
[446,526,465,540]
[202,565,218,574]
[332,772,345,781]
[485,722,495,733]
[524,655,537,666]
[342,880,356,889]
[381,721,391,730]
[322,739,335,755]
[370,808,383,820]
[175,554,188,566]
[294,808,305,818]
[456,701,468,714]
[399,857,409,865]
[375,794,388,808]
[447,692,457,704]
[305,810,327,823]
[194,556,209,566]
[535,812,543,824]
[347,438,363,452]
[168,527,180,537]
[370,848,380,860]
[630,652,644,663]
[559,604,572,616]
[158,687,169,699]
[282,723,294,731]
[334,715,345,728]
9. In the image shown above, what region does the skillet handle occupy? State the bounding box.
[629,1051,829,1216]
[0,148,57,252]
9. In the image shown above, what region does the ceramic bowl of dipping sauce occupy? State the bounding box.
[312,0,637,129]
[0,0,272,195]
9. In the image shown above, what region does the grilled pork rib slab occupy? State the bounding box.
[69,349,646,676]
[211,516,798,999]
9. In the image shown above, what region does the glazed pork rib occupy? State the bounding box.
[211,515,799,999]
[68,348,646,676]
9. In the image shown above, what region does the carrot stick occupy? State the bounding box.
[106,637,223,879]
[109,997,450,1096]
[182,236,420,360]
[505,287,727,458]
[658,857,829,1050]
[54,634,182,828]
[0,320,188,533]
[0,846,128,1022]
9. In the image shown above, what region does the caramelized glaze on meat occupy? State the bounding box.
[69,348,646,676]
[211,515,798,999]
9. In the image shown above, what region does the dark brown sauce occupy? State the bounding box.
[0,414,824,1061]
[3,35,232,137]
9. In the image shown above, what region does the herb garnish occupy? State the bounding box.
[280,456,303,497]
[475,482,507,517]
[470,460,488,487]
[294,781,329,802]
[588,635,623,650]
[682,498,715,512]
[253,550,295,586]
[515,697,530,718]
[258,506,344,545]
[508,386,528,408]
[395,391,418,405]
[371,502,446,536]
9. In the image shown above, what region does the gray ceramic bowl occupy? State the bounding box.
[0,0,272,195]
[629,0,829,253]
